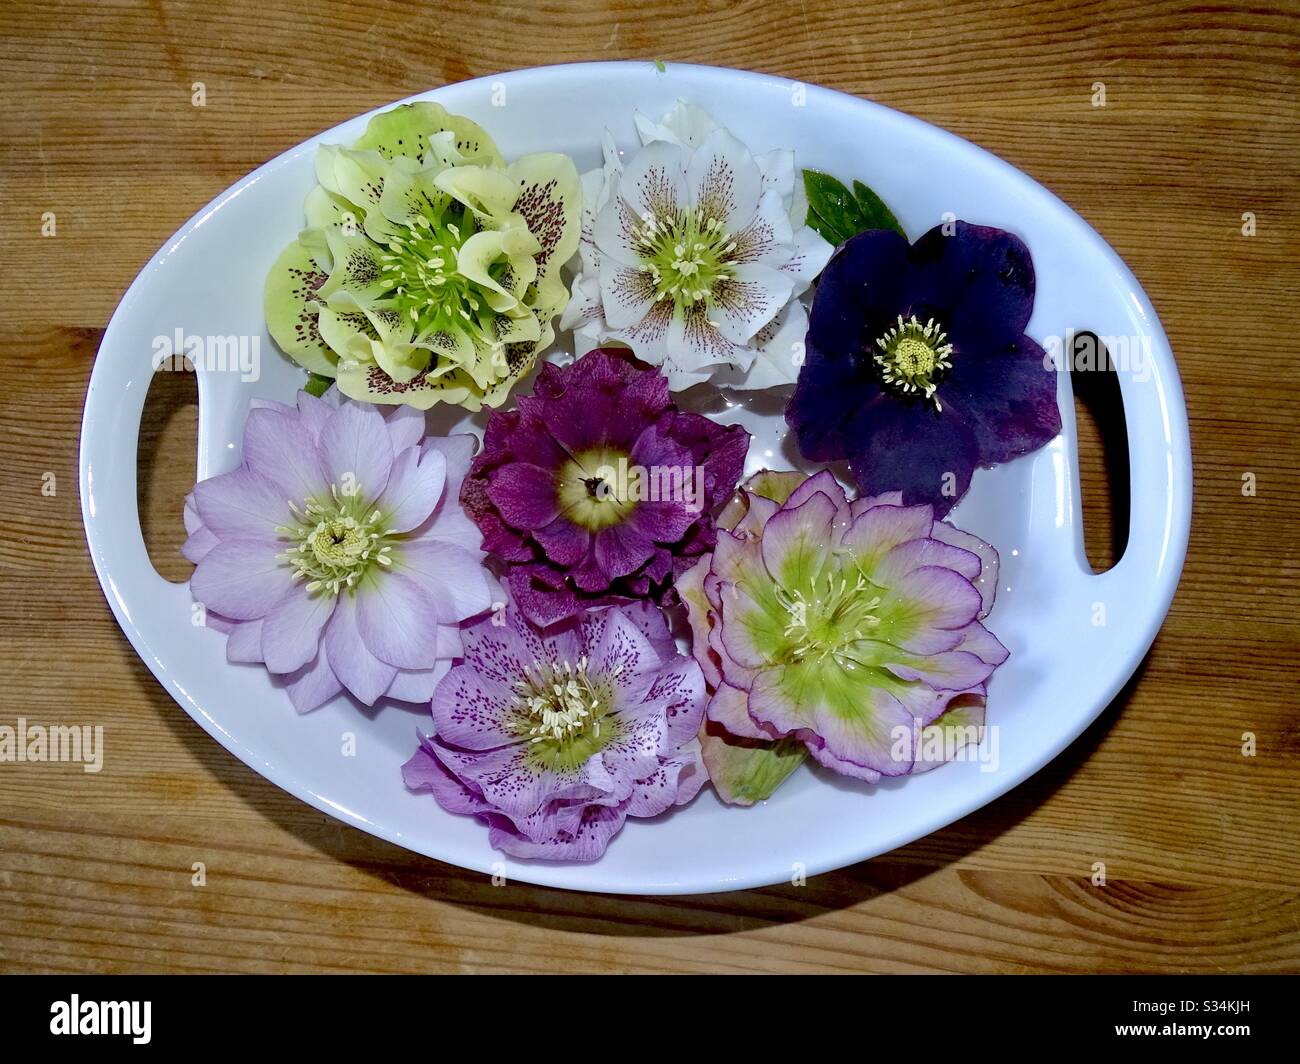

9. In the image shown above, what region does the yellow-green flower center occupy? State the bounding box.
[874,314,954,409]
[774,563,882,666]
[555,447,637,531]
[309,519,367,567]
[381,212,497,339]
[632,209,738,308]
[513,656,616,770]
[277,485,394,595]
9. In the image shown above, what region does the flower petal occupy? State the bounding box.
[486,462,559,529]
[261,584,337,675]
[322,591,398,704]
[191,538,293,621]
[931,521,1000,616]
[402,738,494,815]
[380,445,446,533]
[759,489,838,589]
[616,139,688,227]
[599,259,658,329]
[506,151,582,284]
[941,333,1062,465]
[384,405,428,455]
[318,400,395,501]
[282,647,344,714]
[192,467,292,544]
[241,407,330,505]
[687,128,762,234]
[839,498,935,577]
[264,239,336,376]
[749,659,917,777]
[354,570,443,669]
[786,338,883,462]
[842,396,980,517]
[391,538,493,623]
[430,665,524,751]
[875,565,984,652]
[710,262,795,346]
[806,228,910,361]
[906,221,1036,346]
[488,801,628,862]
[225,618,264,663]
[700,727,807,806]
[593,521,655,580]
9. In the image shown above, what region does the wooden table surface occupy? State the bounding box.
[1,0,1297,974]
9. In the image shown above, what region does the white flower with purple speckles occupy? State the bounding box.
[560,101,834,391]
[403,598,707,861]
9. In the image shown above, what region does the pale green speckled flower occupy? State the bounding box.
[266,102,580,410]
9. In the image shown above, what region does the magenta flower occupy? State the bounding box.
[460,347,748,626]
[679,469,1008,802]
[786,222,1062,515]
[402,598,707,861]
[182,388,493,713]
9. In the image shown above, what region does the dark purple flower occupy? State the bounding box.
[786,221,1061,515]
[402,598,707,861]
[461,347,749,626]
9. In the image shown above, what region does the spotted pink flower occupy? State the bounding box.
[403,598,706,861]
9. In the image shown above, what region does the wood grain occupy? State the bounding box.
[1,0,1298,974]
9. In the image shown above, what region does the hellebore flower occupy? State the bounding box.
[461,347,749,627]
[265,102,580,410]
[786,221,1062,515]
[182,388,494,713]
[560,101,833,391]
[402,598,707,861]
[679,469,1007,801]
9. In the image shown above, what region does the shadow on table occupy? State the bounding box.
[136,647,1151,940]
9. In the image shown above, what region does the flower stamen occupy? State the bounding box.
[276,483,395,595]
[874,314,955,410]
[774,566,881,665]
[633,209,738,309]
[513,656,609,747]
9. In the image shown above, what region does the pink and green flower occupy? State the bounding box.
[680,469,1007,803]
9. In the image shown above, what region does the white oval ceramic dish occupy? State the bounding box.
[81,61,1191,894]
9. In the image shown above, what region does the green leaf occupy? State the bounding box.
[304,371,333,397]
[801,169,906,246]
[851,179,905,238]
